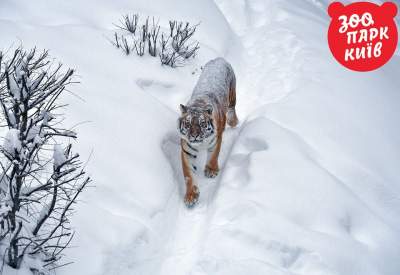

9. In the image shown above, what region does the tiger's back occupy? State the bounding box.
[190,57,236,116]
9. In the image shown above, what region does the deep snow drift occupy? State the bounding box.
[1,0,400,274]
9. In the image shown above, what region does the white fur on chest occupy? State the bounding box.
[186,134,216,151]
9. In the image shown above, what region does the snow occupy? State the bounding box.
[3,129,21,156]
[53,144,67,167]
[0,203,11,218]
[8,75,21,100]
[1,0,400,275]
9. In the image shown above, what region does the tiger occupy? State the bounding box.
[178,57,239,207]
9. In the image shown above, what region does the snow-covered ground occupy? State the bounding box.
[1,0,400,274]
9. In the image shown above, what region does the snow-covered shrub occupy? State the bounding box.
[112,14,200,67]
[117,14,139,35]
[0,48,90,274]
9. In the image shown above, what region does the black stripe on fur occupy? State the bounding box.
[183,148,197,158]
[187,142,199,152]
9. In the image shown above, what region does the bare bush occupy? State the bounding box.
[111,32,120,49]
[148,18,160,57]
[121,35,132,55]
[159,20,200,67]
[116,14,139,35]
[159,34,174,66]
[133,39,145,56]
[170,21,199,58]
[111,14,200,67]
[0,47,90,274]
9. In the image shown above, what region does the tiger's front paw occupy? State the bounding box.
[184,185,199,208]
[204,165,219,178]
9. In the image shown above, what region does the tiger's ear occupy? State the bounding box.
[206,105,213,115]
[180,104,188,114]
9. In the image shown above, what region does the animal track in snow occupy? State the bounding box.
[158,127,240,275]
[136,78,174,90]
[242,136,269,152]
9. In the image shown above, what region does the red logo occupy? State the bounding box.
[328,1,398,72]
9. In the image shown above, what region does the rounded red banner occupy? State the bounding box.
[328,1,398,72]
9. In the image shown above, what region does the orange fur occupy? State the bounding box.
[180,66,238,207]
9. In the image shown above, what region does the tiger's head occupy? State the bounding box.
[178,104,215,144]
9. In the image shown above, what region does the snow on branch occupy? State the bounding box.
[0,47,90,274]
[111,14,200,67]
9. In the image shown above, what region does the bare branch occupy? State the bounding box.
[0,47,90,272]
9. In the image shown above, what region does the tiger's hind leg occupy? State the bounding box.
[227,81,239,127]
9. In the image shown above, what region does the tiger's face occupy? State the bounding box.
[178,104,215,144]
